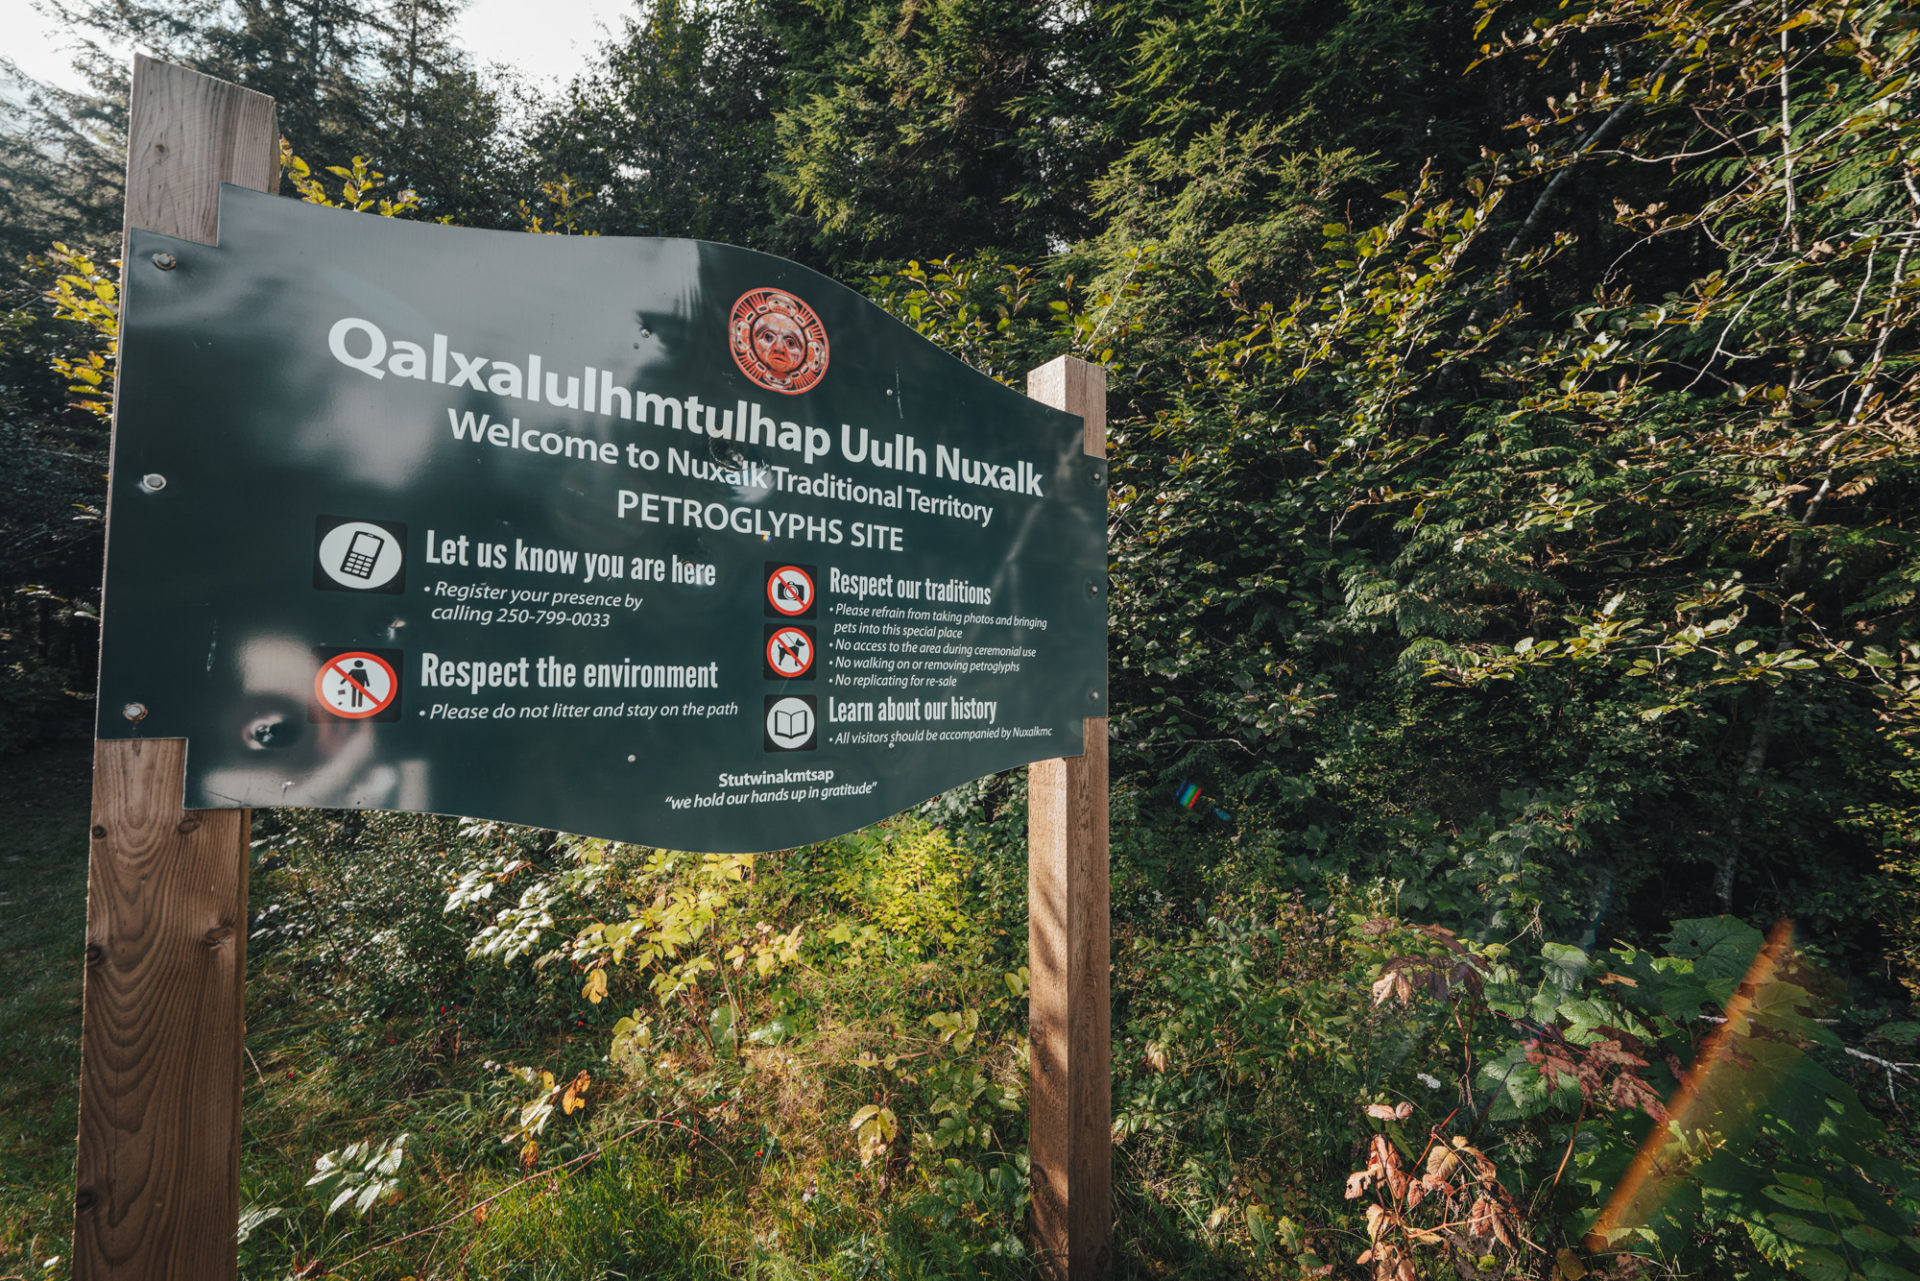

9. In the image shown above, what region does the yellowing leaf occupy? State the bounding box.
[560,1070,590,1116]
[582,969,607,1004]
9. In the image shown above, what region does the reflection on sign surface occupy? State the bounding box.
[98,187,1106,851]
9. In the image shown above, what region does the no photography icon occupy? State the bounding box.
[765,563,815,617]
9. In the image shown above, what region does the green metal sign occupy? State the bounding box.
[97,187,1106,852]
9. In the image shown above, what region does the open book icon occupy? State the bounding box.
[773,707,812,739]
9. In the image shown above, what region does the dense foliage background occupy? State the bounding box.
[2,0,1917,1276]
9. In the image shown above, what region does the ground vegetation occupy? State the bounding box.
[2,0,1918,1275]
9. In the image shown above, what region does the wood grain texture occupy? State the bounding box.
[1027,356,1107,459]
[1026,356,1111,1280]
[76,741,251,1280]
[123,53,279,247]
[77,56,276,1281]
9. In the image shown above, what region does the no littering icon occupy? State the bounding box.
[311,649,401,721]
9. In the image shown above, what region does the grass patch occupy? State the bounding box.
[0,742,93,1274]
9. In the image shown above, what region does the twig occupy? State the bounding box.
[1505,53,1680,261]
[1842,1045,1920,1102]
[1550,1112,1584,1190]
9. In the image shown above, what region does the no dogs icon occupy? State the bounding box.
[766,624,815,679]
[310,648,402,721]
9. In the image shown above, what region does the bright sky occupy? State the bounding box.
[457,0,636,88]
[1,0,637,96]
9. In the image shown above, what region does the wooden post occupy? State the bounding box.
[1026,356,1111,1280]
[75,55,277,1281]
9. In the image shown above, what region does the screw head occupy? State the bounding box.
[1090,690,1102,702]
[139,473,167,493]
[122,702,148,722]
[151,252,176,270]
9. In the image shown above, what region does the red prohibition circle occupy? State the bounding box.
[730,288,829,395]
[314,651,398,719]
[767,627,814,677]
[766,565,814,616]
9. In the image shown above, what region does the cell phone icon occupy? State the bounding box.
[315,516,407,594]
[339,530,383,579]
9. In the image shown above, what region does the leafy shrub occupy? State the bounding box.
[824,822,970,956]
[252,810,565,1024]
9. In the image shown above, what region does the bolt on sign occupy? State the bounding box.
[98,186,1107,851]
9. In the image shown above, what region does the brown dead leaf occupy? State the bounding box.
[1371,971,1413,1006]
[1373,1136,1408,1201]
[1424,1145,1462,1183]
[1467,1194,1497,1242]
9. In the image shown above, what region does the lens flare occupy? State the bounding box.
[1584,918,1800,1254]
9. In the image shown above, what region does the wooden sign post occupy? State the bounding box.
[76,56,1113,1281]
[1026,357,1111,1280]
[74,55,277,1281]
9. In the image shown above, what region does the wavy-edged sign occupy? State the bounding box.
[95,187,1106,852]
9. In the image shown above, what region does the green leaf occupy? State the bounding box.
[1843,1224,1898,1253]
[1541,942,1591,991]
[1791,1245,1854,1281]
[1765,1185,1831,1214]
[1772,1214,1842,1246]
[1665,917,1763,984]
